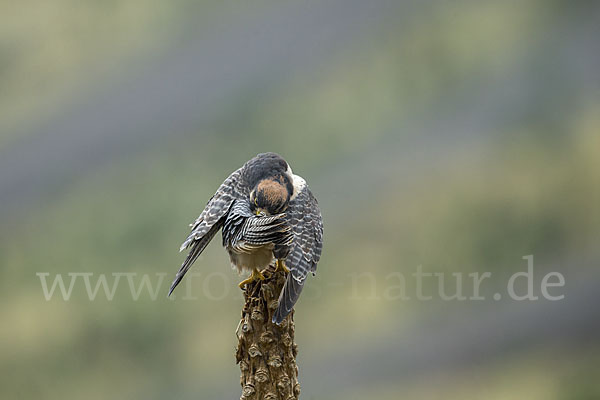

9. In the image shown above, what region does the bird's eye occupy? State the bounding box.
[254,198,258,206]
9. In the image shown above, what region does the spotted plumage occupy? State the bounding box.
[169,152,323,324]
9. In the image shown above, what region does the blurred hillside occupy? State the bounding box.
[1,1,599,399]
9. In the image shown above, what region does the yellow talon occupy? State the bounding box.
[238,269,266,288]
[255,269,265,280]
[275,259,290,273]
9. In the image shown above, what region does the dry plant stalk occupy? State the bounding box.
[235,264,300,400]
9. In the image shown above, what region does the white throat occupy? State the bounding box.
[285,163,306,201]
[290,174,306,201]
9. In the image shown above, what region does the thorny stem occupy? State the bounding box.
[236,264,300,400]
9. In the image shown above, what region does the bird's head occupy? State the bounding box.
[250,177,292,215]
[246,152,294,215]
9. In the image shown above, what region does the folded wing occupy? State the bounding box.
[272,183,323,324]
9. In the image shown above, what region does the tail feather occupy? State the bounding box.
[272,273,305,324]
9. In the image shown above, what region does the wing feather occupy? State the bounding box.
[272,183,323,324]
[223,200,292,253]
[169,168,247,296]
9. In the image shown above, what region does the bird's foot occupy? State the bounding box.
[275,259,290,273]
[238,269,266,288]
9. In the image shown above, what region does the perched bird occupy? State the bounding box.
[169,152,323,324]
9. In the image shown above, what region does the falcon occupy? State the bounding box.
[169,152,323,324]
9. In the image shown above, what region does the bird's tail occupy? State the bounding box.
[272,272,304,324]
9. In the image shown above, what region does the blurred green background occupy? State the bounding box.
[1,1,599,399]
